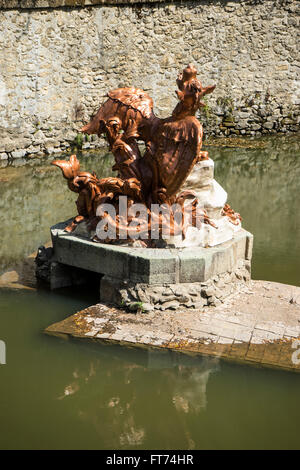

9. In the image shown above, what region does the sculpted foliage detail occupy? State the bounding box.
[52,65,219,245]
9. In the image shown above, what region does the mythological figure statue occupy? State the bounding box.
[52,64,240,246]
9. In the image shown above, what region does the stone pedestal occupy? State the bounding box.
[47,221,253,311]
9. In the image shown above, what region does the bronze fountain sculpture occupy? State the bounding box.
[52,64,241,246]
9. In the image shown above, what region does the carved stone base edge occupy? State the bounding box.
[36,242,251,311]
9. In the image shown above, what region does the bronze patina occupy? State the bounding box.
[52,65,239,245]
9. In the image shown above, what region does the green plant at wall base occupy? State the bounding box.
[128,301,145,312]
[74,133,83,148]
[85,134,90,142]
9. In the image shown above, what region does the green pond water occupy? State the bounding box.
[0,135,300,450]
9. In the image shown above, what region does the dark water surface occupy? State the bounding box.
[0,136,300,450]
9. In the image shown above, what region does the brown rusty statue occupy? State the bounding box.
[53,65,218,244]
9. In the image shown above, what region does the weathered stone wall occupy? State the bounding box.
[0,0,299,160]
[100,259,251,311]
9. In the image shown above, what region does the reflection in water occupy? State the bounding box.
[148,349,219,412]
[56,345,219,449]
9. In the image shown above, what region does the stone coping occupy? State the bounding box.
[51,221,253,284]
[45,280,300,374]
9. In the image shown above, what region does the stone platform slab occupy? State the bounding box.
[50,221,253,309]
[51,221,253,285]
[45,280,300,374]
